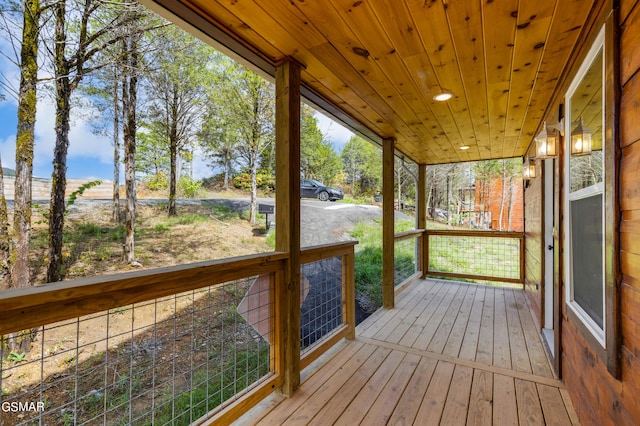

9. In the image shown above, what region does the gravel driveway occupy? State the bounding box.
[205,197,411,247]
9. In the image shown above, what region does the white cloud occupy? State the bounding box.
[314,111,354,151]
[0,96,113,177]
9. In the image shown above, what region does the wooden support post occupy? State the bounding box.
[417,164,427,278]
[342,251,356,339]
[275,58,301,397]
[382,138,395,309]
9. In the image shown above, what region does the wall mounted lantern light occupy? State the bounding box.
[523,156,537,181]
[570,117,593,156]
[533,121,560,160]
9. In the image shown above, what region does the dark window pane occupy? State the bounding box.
[571,193,603,328]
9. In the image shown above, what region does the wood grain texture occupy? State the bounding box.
[156,0,601,165]
[382,137,395,308]
[235,279,575,425]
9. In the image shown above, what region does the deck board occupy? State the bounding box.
[234,280,578,425]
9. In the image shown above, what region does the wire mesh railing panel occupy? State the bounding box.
[300,257,344,354]
[427,233,521,282]
[0,276,273,426]
[394,237,418,286]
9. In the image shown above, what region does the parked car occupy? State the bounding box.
[300,179,344,201]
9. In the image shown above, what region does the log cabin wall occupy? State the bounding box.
[521,0,640,422]
[557,0,640,423]
[524,170,543,326]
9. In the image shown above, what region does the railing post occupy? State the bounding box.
[382,137,395,309]
[343,250,356,339]
[275,58,301,397]
[418,164,427,278]
[425,230,430,278]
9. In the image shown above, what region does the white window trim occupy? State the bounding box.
[563,25,606,348]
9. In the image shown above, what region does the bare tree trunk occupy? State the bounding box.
[497,160,507,231]
[249,154,258,225]
[123,34,139,264]
[507,176,514,231]
[0,158,10,287]
[112,65,121,223]
[169,142,177,216]
[7,0,40,354]
[46,1,71,284]
[223,151,232,190]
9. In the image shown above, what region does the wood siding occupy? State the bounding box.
[525,1,640,423]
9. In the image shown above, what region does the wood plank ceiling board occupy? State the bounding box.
[327,0,444,164]
[407,0,476,164]
[504,8,555,157]
[156,0,602,165]
[287,0,429,161]
[520,0,596,155]
[176,0,285,63]
[482,0,519,160]
[188,0,393,140]
[444,0,491,161]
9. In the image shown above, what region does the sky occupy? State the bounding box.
[0,97,354,180]
[0,7,354,182]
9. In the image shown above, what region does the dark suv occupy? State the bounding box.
[300,179,344,202]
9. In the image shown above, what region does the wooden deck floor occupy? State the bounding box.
[234,279,579,425]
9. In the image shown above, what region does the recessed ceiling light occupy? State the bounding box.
[459,145,470,150]
[433,91,454,101]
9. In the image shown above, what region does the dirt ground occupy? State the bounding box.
[27,199,272,283]
[1,199,272,425]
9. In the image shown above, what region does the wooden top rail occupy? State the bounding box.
[300,241,358,264]
[426,229,524,239]
[393,229,425,242]
[0,252,288,336]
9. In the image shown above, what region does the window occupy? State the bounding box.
[563,21,619,377]
[564,29,605,345]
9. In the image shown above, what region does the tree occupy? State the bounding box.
[0,0,42,352]
[496,158,520,231]
[122,26,140,264]
[135,123,170,179]
[0,156,10,286]
[143,26,207,216]
[394,158,417,208]
[213,63,275,224]
[300,107,342,185]
[341,136,381,197]
[45,0,152,282]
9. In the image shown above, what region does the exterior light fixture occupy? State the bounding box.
[433,91,454,101]
[523,156,537,180]
[459,145,470,150]
[570,117,592,156]
[533,121,558,160]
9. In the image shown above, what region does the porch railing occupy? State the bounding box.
[0,242,356,426]
[393,229,423,289]
[425,230,525,285]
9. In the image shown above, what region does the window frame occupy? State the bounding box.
[562,16,621,378]
[563,27,606,346]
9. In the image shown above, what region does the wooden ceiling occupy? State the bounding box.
[149,0,600,165]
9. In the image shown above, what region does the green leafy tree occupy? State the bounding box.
[46,0,153,282]
[142,25,208,216]
[341,136,381,197]
[211,62,275,224]
[300,107,342,186]
[136,122,170,179]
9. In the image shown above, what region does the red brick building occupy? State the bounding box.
[475,177,524,231]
